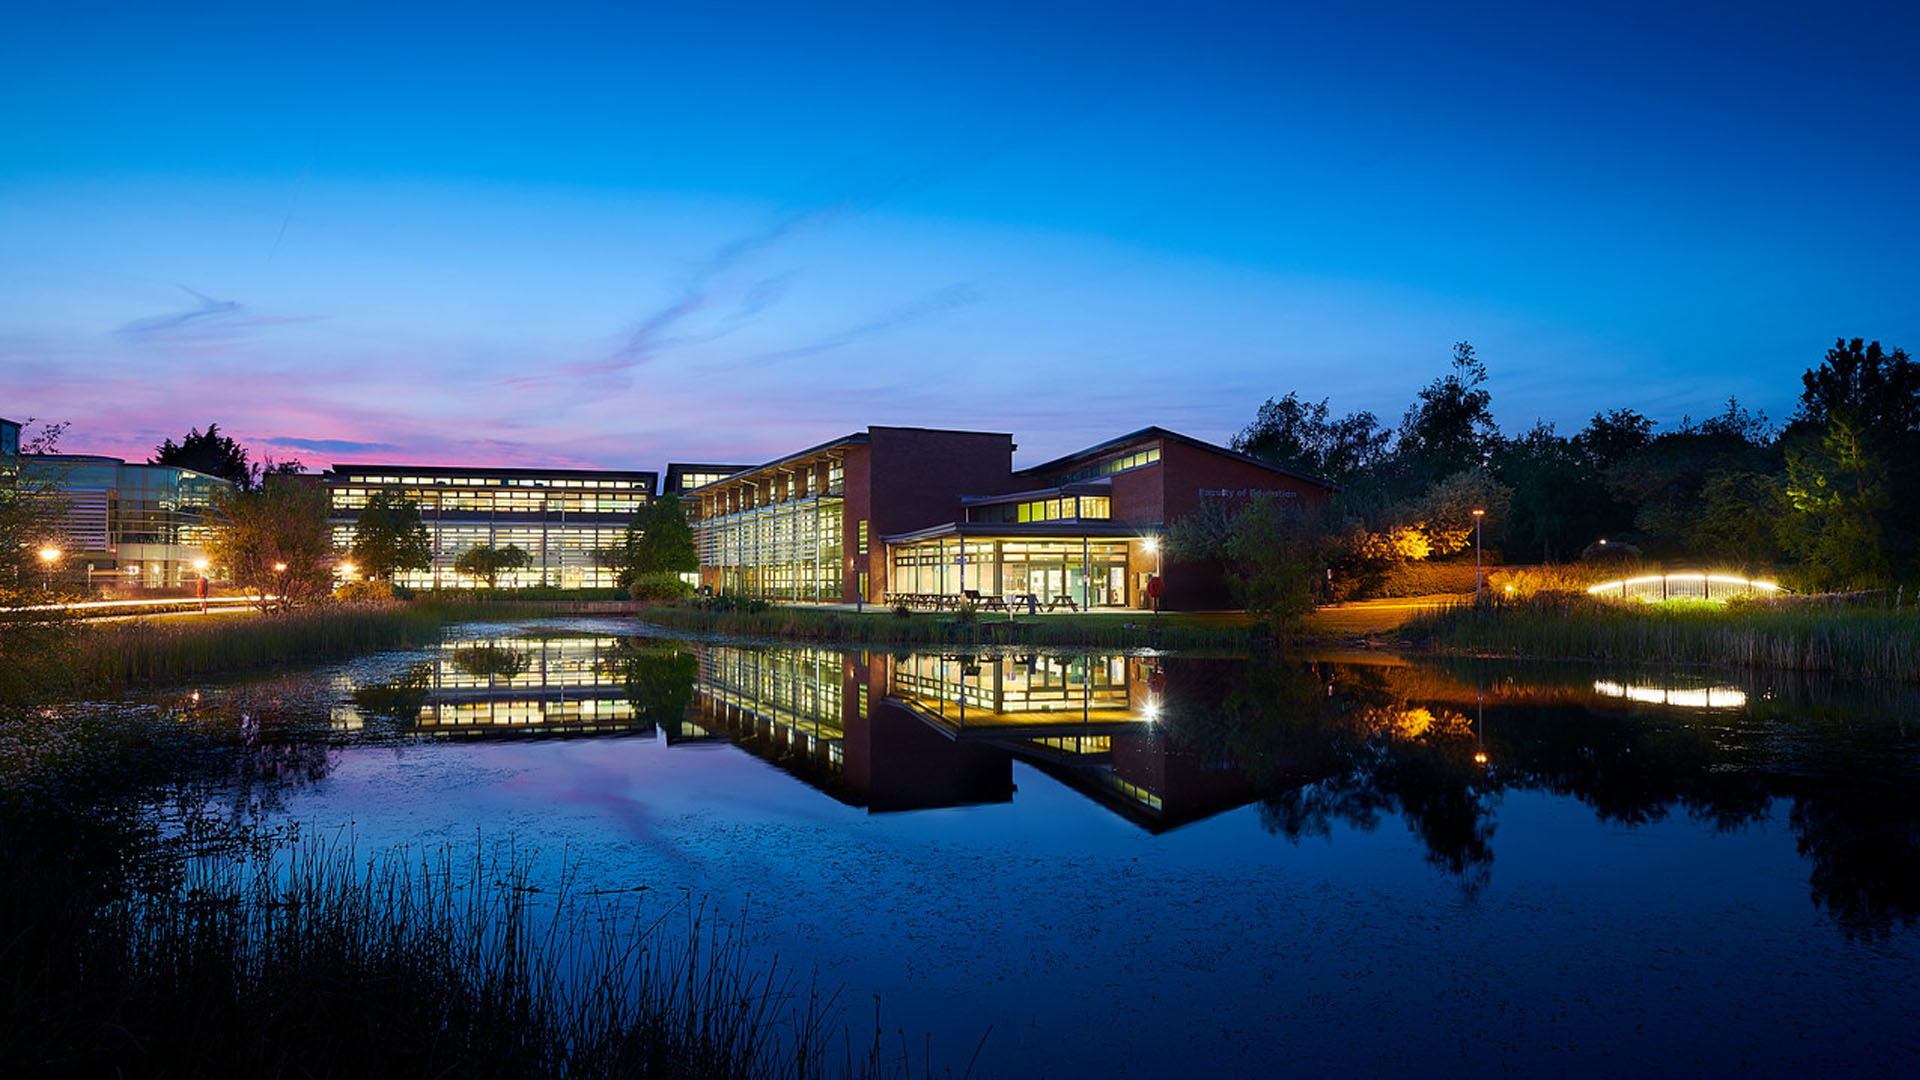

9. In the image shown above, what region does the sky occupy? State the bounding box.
[3,1,1917,474]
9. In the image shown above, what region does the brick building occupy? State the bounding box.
[689,425,1337,610]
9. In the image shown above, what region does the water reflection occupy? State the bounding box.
[330,634,1920,936]
[338,636,652,737]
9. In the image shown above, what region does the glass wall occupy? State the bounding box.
[328,469,650,589]
[19,457,230,588]
[693,496,844,600]
[969,494,1111,524]
[890,537,1134,608]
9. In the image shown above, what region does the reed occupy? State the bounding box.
[61,600,542,694]
[637,604,1260,650]
[1402,595,1920,681]
[1,832,868,1078]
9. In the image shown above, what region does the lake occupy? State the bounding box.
[142,617,1920,1077]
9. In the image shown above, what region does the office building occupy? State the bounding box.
[322,463,656,589]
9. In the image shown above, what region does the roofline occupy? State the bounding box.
[326,463,657,480]
[24,454,237,486]
[1015,426,1343,491]
[881,521,1159,545]
[684,433,869,493]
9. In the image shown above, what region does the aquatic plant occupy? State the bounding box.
[1403,594,1920,681]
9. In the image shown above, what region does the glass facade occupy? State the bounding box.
[1051,444,1160,485]
[326,466,653,589]
[17,455,229,588]
[694,495,844,600]
[890,537,1135,608]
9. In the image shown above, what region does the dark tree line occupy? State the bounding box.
[1231,337,1919,593]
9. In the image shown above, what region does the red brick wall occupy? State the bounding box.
[864,427,1014,602]
[841,445,872,602]
[1159,438,1334,522]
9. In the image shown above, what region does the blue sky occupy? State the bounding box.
[3,1,1916,471]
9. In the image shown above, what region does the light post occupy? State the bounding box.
[1142,536,1162,616]
[38,546,61,594]
[1471,509,1486,604]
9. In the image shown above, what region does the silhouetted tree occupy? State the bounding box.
[1231,392,1391,484]
[151,424,251,488]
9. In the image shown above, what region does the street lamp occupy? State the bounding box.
[38,546,61,593]
[1471,509,1486,603]
[273,562,288,573]
[1142,535,1163,615]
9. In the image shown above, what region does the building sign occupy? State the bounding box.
[1196,488,1297,499]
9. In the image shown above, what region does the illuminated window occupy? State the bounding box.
[857,520,869,555]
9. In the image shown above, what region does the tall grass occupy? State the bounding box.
[637,604,1259,650]
[1403,595,1920,681]
[63,600,543,694]
[1,833,866,1078]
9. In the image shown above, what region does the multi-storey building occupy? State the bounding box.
[8,453,230,588]
[321,463,656,589]
[689,425,1339,610]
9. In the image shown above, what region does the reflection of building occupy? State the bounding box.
[689,425,1338,610]
[338,636,651,736]
[12,454,231,588]
[320,464,656,589]
[682,643,1262,829]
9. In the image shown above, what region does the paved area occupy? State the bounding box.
[1301,594,1467,636]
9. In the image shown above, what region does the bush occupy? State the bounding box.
[629,573,694,603]
[333,579,397,603]
[892,603,912,619]
[953,602,978,625]
[1369,556,1490,598]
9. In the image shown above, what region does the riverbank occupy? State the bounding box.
[635,603,1263,650]
[42,600,551,696]
[1401,595,1920,681]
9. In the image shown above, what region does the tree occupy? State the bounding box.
[152,423,251,488]
[1168,494,1323,630]
[1788,338,1920,583]
[1794,338,1920,439]
[203,482,336,611]
[1231,392,1391,484]
[632,497,697,575]
[350,492,432,581]
[1781,417,1892,590]
[454,544,532,588]
[1395,341,1496,493]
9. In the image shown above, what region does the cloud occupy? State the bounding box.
[116,284,325,343]
[728,282,983,369]
[266,436,404,454]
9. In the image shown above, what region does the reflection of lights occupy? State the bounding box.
[191,690,201,703]
[1473,752,1489,765]
[1593,680,1748,709]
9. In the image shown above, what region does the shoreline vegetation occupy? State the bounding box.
[3,831,881,1079]
[38,600,550,695]
[635,603,1263,650]
[1401,594,1920,682]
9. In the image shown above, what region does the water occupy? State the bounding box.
[139,618,1920,1076]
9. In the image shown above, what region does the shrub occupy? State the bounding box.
[333,579,397,603]
[892,603,912,619]
[953,602,978,625]
[629,572,694,603]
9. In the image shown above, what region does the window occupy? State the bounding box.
[857,519,869,555]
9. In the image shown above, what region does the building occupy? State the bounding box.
[661,463,752,500]
[0,417,19,457]
[321,463,656,589]
[10,453,231,588]
[689,425,1338,610]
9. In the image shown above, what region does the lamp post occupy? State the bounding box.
[1471,509,1486,604]
[1142,536,1162,616]
[38,546,61,594]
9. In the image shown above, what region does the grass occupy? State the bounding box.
[0,831,896,1078]
[1402,594,1920,681]
[637,604,1261,650]
[56,600,547,695]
